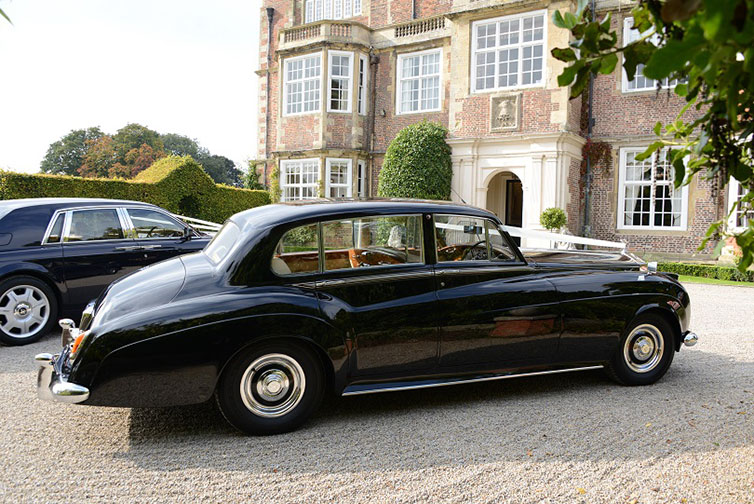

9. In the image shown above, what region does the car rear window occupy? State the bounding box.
[205,222,240,264]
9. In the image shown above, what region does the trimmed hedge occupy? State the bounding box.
[0,156,269,222]
[658,262,754,282]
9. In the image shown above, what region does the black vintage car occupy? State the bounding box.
[0,198,209,345]
[36,200,698,435]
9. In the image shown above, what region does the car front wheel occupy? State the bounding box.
[0,276,58,346]
[216,341,325,435]
[606,313,675,386]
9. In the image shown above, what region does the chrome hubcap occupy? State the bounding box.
[240,353,305,418]
[0,285,50,339]
[623,323,664,373]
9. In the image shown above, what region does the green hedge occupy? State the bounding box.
[0,156,270,222]
[658,262,754,282]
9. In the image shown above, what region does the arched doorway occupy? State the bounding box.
[486,171,523,242]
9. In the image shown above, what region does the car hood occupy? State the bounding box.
[92,256,188,327]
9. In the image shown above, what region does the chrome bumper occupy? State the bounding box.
[683,331,698,347]
[35,353,90,404]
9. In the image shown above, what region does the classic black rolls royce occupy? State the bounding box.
[0,198,209,345]
[36,200,698,435]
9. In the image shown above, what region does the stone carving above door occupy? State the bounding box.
[490,94,521,131]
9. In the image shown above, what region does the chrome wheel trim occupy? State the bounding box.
[239,353,306,418]
[0,284,50,339]
[623,323,664,373]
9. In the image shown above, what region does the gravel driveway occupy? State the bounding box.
[0,283,752,503]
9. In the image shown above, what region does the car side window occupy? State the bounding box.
[487,221,518,262]
[127,208,185,238]
[435,214,489,262]
[46,214,65,243]
[272,224,319,275]
[323,215,423,271]
[65,209,124,242]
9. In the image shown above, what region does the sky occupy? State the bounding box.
[0,0,261,173]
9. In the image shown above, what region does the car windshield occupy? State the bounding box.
[204,222,240,264]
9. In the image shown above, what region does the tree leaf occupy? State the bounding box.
[552,10,568,29]
[552,47,578,62]
[635,141,664,161]
[0,7,12,25]
[557,60,585,87]
[599,53,618,74]
[563,12,578,30]
[644,32,704,79]
[661,0,702,22]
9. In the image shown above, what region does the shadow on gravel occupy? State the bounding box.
[115,348,753,474]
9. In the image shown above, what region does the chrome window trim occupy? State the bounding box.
[60,206,134,245]
[124,207,187,240]
[433,214,521,265]
[316,268,434,287]
[41,210,68,245]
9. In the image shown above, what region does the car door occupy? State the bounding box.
[124,207,209,265]
[433,214,562,370]
[308,213,439,378]
[61,207,146,309]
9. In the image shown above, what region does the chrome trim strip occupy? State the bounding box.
[435,264,528,275]
[317,269,434,287]
[341,365,605,396]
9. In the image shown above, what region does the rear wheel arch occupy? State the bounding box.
[0,269,63,310]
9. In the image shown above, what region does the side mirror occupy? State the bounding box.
[182,227,193,241]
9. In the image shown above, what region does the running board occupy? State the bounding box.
[341,365,605,396]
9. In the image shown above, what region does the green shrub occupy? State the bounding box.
[658,262,754,282]
[377,121,452,200]
[0,155,270,222]
[540,207,567,232]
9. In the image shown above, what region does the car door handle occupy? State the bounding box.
[318,279,345,287]
[140,245,163,250]
[436,269,461,276]
[114,245,143,251]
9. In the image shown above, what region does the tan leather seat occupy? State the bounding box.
[271,256,291,275]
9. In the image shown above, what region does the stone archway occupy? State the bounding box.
[485,171,523,228]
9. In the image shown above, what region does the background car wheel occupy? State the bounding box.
[216,341,325,435]
[605,313,675,386]
[0,276,58,346]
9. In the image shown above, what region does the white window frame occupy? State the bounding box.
[325,158,353,198]
[728,179,750,233]
[621,17,680,93]
[307,0,361,23]
[470,9,547,94]
[282,52,323,117]
[357,160,366,197]
[327,50,353,113]
[617,147,689,231]
[396,48,443,115]
[280,159,321,202]
[358,53,368,115]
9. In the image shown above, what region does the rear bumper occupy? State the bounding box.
[35,353,89,404]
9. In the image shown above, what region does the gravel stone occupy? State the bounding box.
[0,283,751,503]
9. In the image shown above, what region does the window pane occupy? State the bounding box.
[66,209,124,242]
[273,224,319,275]
[47,214,64,243]
[435,214,489,262]
[323,215,423,270]
[487,221,517,261]
[128,208,184,238]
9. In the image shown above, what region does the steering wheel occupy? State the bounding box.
[145,226,158,238]
[462,240,488,261]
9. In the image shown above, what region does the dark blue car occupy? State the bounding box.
[0,198,210,345]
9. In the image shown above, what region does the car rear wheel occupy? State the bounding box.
[0,276,58,346]
[216,341,324,435]
[606,313,675,386]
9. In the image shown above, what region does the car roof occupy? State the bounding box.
[0,198,157,214]
[230,198,498,233]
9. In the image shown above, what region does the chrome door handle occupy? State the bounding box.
[114,246,142,251]
[140,245,163,250]
[436,269,461,276]
[318,279,345,287]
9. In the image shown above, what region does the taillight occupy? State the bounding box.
[69,331,90,360]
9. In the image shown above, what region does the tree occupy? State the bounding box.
[552,0,754,270]
[112,123,164,165]
[244,160,265,190]
[377,121,452,200]
[161,133,202,159]
[40,127,104,175]
[540,207,567,232]
[109,143,163,178]
[201,155,243,187]
[79,136,117,178]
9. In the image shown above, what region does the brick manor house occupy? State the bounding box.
[256,0,747,257]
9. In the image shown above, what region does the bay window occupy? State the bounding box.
[280,159,320,201]
[397,49,441,114]
[328,51,353,112]
[471,10,546,93]
[618,148,688,230]
[326,159,352,198]
[283,53,321,116]
[305,0,362,24]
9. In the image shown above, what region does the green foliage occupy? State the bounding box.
[552,0,754,271]
[658,262,754,283]
[40,127,104,175]
[0,5,11,25]
[285,225,317,246]
[244,160,265,190]
[540,207,567,231]
[377,121,452,200]
[0,156,269,222]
